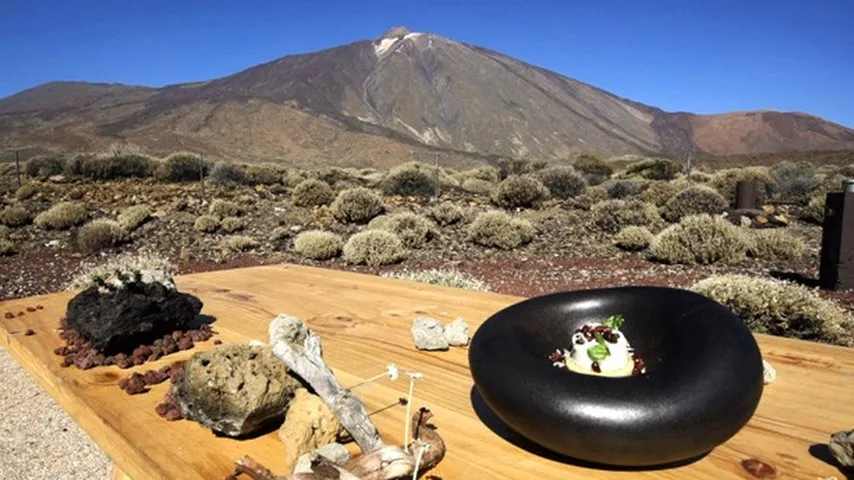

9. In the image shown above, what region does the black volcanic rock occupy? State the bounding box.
[65,281,203,355]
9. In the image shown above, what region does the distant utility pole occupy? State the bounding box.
[15,150,21,188]
[198,153,206,203]
[433,154,441,201]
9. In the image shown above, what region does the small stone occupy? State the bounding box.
[741,458,776,478]
[293,443,351,473]
[24,329,35,336]
[268,314,307,350]
[411,316,450,351]
[4,312,14,319]
[829,429,854,469]
[279,389,343,473]
[774,214,790,225]
[762,359,776,384]
[443,318,470,346]
[755,215,768,225]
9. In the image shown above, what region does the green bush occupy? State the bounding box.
[220,216,245,233]
[77,219,128,252]
[641,181,682,206]
[34,202,88,230]
[117,205,151,231]
[208,162,246,184]
[209,199,243,218]
[155,152,210,182]
[0,205,30,227]
[803,194,826,224]
[368,213,437,249]
[649,214,750,265]
[661,185,728,222]
[748,229,805,262]
[293,230,343,260]
[768,161,820,205]
[613,226,654,251]
[26,155,66,178]
[427,202,464,226]
[194,215,220,233]
[308,167,357,187]
[220,235,258,252]
[331,187,386,223]
[244,163,286,185]
[14,184,38,200]
[591,199,659,234]
[462,178,496,196]
[0,237,14,255]
[380,162,439,197]
[691,274,853,346]
[79,153,157,180]
[457,166,501,184]
[711,167,774,207]
[63,153,92,177]
[496,158,548,179]
[467,210,535,250]
[493,175,550,208]
[623,158,681,180]
[292,179,334,207]
[343,230,406,266]
[602,178,647,199]
[382,268,490,291]
[573,154,613,178]
[535,165,587,199]
[269,226,290,242]
[285,171,307,188]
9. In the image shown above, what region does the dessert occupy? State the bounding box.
[548,314,646,377]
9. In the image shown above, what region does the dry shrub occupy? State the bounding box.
[711,167,774,206]
[467,211,535,250]
[34,202,88,230]
[26,155,66,178]
[591,199,659,233]
[602,178,648,199]
[331,187,385,224]
[308,167,357,187]
[209,162,246,184]
[155,152,209,182]
[244,163,286,185]
[649,214,750,265]
[293,230,343,260]
[15,184,38,200]
[768,161,820,205]
[0,205,30,227]
[117,205,151,231]
[220,216,245,233]
[572,154,614,182]
[78,219,128,252]
[194,215,220,233]
[623,157,681,181]
[613,226,654,251]
[462,178,496,196]
[535,165,587,199]
[209,199,243,218]
[641,181,681,206]
[292,179,334,207]
[748,229,805,262]
[380,162,439,197]
[456,166,501,184]
[220,235,258,252]
[803,194,826,224]
[368,213,437,249]
[496,158,548,178]
[343,230,406,266]
[285,171,307,188]
[382,268,490,291]
[661,185,728,222]
[427,202,464,226]
[80,153,157,179]
[493,175,550,209]
[0,237,14,256]
[691,274,854,346]
[270,227,291,242]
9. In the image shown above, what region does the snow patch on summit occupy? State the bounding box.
[375,37,399,55]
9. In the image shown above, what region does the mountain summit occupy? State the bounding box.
[1,27,853,167]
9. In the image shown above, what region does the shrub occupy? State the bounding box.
[67,251,176,291]
[0,237,14,256]
[691,274,854,346]
[270,227,291,242]
[221,235,258,252]
[331,187,385,223]
[493,175,550,209]
[748,230,805,262]
[209,162,246,184]
[768,161,820,205]
[26,155,66,178]
[467,211,535,250]
[602,178,647,199]
[457,166,501,184]
[79,153,157,179]
[194,215,220,233]
[117,205,151,231]
[63,153,92,177]
[649,214,750,265]
[308,167,356,187]
[285,171,307,188]
[803,194,826,224]
[244,163,286,185]
[380,162,439,197]
[661,185,728,222]
[155,152,209,182]
[293,230,343,260]
[613,226,654,251]
[382,268,490,291]
[496,158,547,178]
[623,157,681,181]
[15,184,37,200]
[292,179,334,207]
[462,178,496,195]
[220,216,245,233]
[573,154,613,178]
[343,230,406,266]
[711,167,774,207]
[641,181,681,206]
[591,199,659,234]
[34,202,88,230]
[77,219,128,252]
[367,212,437,249]
[535,165,587,199]
[0,205,30,227]
[427,202,464,226]
[209,199,243,218]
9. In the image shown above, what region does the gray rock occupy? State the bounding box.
[829,429,854,469]
[293,443,351,473]
[443,318,470,346]
[762,359,776,384]
[411,316,449,351]
[269,313,308,352]
[173,344,300,437]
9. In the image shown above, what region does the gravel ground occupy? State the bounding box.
[0,346,111,480]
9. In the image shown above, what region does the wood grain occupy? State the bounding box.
[1,264,852,480]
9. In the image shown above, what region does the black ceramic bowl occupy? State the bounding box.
[468,286,764,468]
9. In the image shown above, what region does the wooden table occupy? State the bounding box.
[1,264,852,480]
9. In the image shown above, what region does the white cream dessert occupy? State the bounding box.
[549,314,645,377]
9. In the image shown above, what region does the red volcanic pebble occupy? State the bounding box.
[36,305,44,310]
[213,339,223,345]
[16,312,24,317]
[3,312,14,319]
[24,329,35,336]
[26,307,36,312]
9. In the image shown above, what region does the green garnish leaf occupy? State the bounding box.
[588,333,610,361]
[603,314,624,329]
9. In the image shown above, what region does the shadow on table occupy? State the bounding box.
[188,314,217,329]
[468,386,708,472]
[809,443,853,480]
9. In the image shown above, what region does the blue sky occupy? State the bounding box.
[1,0,852,127]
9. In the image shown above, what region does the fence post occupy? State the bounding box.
[433,155,440,201]
[198,153,206,203]
[15,150,22,189]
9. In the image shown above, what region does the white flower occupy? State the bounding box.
[387,364,399,381]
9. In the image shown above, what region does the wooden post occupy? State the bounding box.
[735,180,758,210]
[15,150,22,189]
[433,155,440,201]
[819,191,854,290]
[198,153,206,203]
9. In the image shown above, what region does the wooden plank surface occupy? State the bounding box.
[0,264,852,480]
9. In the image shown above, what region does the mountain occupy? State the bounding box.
[2,26,853,168]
